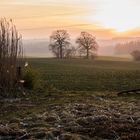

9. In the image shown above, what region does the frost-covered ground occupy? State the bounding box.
[0,92,140,140]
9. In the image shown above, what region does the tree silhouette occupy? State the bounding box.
[131,50,140,61]
[76,32,98,59]
[64,46,76,59]
[49,30,70,59]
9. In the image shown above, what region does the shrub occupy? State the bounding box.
[23,68,38,89]
[23,67,41,90]
[23,66,57,95]
[131,50,140,61]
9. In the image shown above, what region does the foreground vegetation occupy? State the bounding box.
[0,57,140,140]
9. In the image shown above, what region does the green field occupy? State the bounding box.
[28,57,140,92]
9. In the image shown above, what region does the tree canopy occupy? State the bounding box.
[76,32,98,59]
[49,30,71,59]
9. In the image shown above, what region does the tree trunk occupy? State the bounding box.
[86,49,89,59]
[60,46,63,59]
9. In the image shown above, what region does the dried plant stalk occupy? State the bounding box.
[0,18,23,96]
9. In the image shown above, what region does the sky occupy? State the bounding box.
[0,0,140,39]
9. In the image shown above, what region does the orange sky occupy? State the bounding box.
[0,0,140,39]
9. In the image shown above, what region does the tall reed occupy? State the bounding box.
[0,18,23,96]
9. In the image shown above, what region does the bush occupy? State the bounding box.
[23,67,37,89]
[23,67,43,90]
[23,67,57,95]
[131,50,140,61]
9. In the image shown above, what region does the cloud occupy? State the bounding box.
[0,0,140,39]
[19,23,92,31]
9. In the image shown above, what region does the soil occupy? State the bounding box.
[0,93,140,140]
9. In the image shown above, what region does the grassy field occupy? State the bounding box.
[28,57,140,92]
[0,57,140,140]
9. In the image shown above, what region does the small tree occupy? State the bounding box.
[76,32,98,59]
[0,18,23,96]
[49,30,70,59]
[131,50,140,61]
[63,46,76,59]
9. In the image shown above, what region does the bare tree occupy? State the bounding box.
[0,18,23,96]
[64,46,76,59]
[49,30,70,59]
[76,32,98,59]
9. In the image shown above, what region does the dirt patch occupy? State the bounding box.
[0,94,140,140]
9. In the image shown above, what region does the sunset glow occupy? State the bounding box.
[0,0,140,39]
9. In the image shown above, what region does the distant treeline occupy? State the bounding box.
[115,41,140,55]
